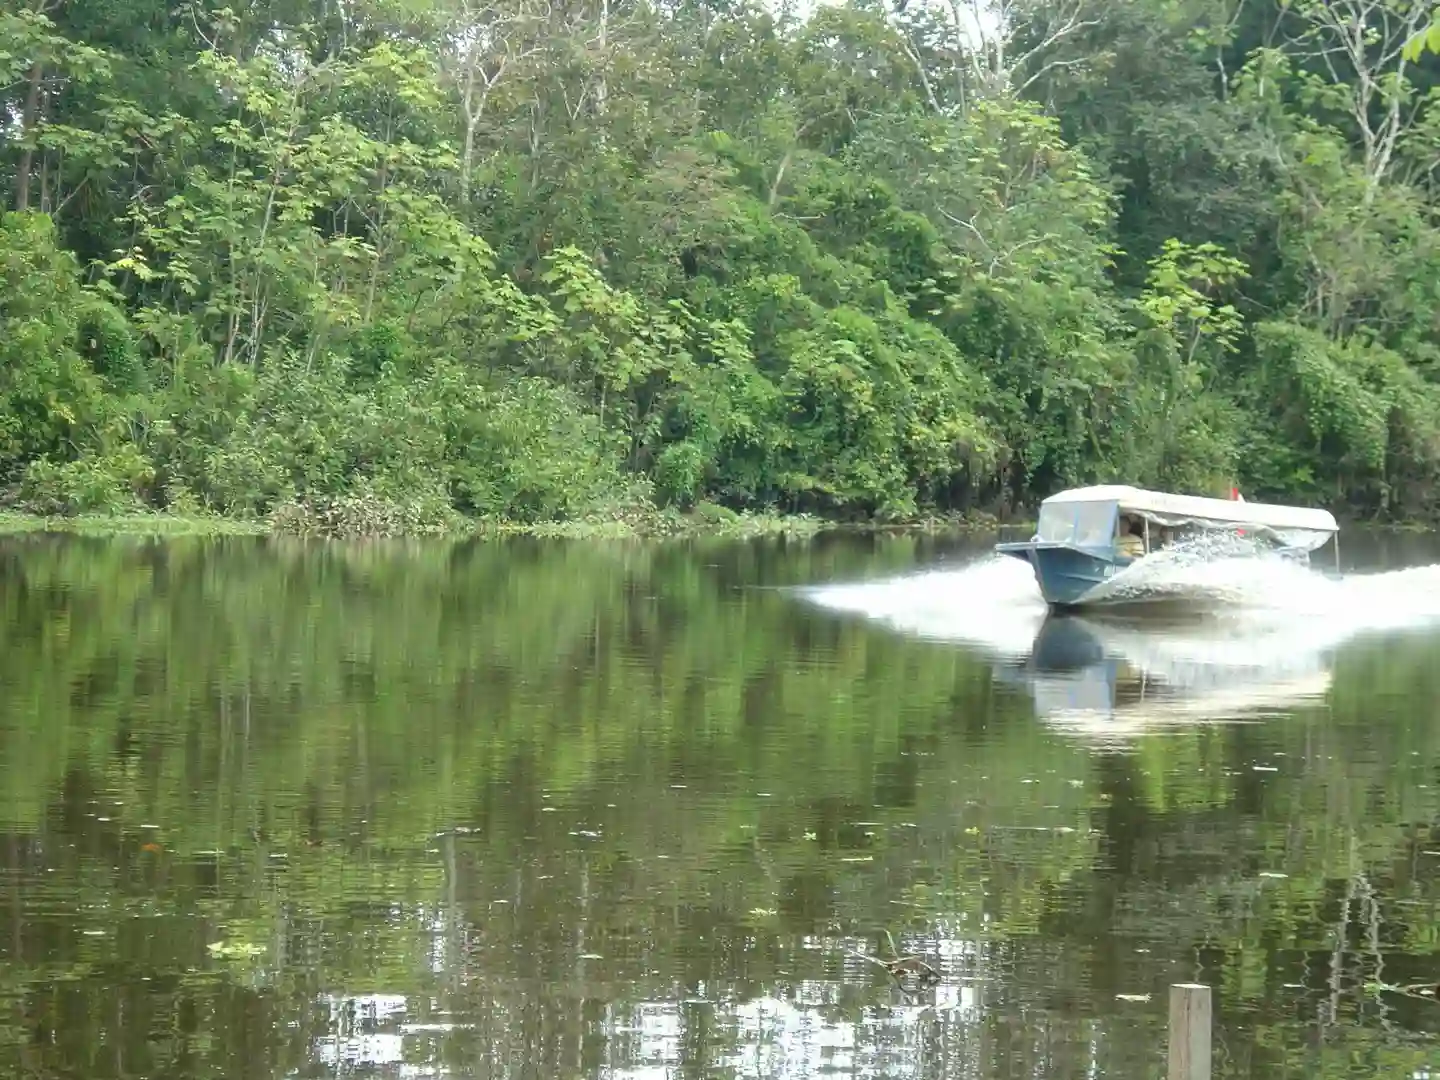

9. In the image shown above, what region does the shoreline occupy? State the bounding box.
[1,508,1426,542]
[0,508,1015,541]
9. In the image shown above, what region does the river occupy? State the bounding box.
[0,530,1437,1078]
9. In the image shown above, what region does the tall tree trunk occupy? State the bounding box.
[595,0,608,120]
[14,61,44,211]
[461,69,479,203]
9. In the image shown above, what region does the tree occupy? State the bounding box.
[2,0,1440,526]
[1280,0,1432,198]
[896,0,1100,110]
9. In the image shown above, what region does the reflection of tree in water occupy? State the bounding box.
[0,535,1436,1078]
[1110,666,1155,710]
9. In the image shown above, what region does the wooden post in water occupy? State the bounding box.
[1167,983,1212,1080]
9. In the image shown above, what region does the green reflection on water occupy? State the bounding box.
[0,533,1436,1078]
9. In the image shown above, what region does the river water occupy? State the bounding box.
[0,530,1437,1079]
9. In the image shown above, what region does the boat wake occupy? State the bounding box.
[797,548,1440,740]
[1071,532,1310,609]
[801,545,1440,650]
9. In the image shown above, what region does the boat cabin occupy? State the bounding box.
[1033,485,1339,561]
[996,484,1340,607]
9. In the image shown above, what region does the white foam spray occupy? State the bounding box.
[796,545,1440,737]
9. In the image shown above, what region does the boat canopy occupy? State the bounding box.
[1036,485,1338,553]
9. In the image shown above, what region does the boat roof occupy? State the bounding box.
[1040,485,1338,534]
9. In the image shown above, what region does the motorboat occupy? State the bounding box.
[994,485,1339,609]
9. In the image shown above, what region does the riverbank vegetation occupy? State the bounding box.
[4,0,1440,531]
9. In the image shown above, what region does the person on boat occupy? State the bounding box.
[1116,515,1146,559]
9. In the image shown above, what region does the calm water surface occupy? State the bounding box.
[1,530,1438,1079]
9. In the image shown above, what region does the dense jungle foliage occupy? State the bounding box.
[5,0,1440,527]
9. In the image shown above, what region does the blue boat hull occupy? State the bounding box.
[995,541,1129,608]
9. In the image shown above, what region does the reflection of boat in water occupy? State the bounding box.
[995,485,1339,610]
[995,613,1334,741]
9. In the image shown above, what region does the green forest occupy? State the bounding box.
[5,0,1440,530]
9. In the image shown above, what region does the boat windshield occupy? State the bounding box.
[1035,501,1117,547]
